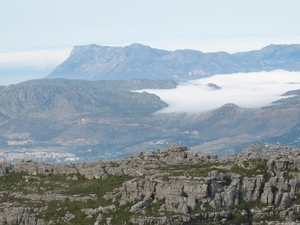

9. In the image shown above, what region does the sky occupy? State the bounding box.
[135,70,300,113]
[1,0,300,85]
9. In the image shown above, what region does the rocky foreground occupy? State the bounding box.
[1,144,300,224]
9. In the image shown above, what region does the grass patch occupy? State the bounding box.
[0,171,133,224]
[230,159,271,180]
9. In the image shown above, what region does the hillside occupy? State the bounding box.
[0,79,176,119]
[1,144,300,224]
[47,43,300,81]
[0,79,300,162]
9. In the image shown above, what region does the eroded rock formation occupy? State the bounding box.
[2,144,300,224]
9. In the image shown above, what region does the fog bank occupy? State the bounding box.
[137,70,300,113]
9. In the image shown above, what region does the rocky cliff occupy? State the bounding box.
[47,43,300,81]
[2,144,300,224]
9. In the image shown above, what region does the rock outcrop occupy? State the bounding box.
[2,144,300,224]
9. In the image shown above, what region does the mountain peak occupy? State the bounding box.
[126,43,150,49]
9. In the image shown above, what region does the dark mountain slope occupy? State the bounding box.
[0,79,175,118]
[0,79,174,144]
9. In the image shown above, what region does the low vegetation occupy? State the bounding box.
[1,144,300,224]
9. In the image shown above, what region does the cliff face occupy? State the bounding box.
[2,144,300,224]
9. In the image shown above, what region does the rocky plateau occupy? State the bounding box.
[2,144,300,224]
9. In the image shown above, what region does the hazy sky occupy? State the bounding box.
[1,0,300,85]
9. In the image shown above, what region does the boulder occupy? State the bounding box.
[280,193,292,209]
[130,201,148,213]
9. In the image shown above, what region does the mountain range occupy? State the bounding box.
[1,43,300,162]
[1,42,300,225]
[47,43,300,81]
[0,78,300,162]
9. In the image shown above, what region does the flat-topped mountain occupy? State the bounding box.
[47,43,300,81]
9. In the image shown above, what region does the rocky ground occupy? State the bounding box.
[1,144,300,224]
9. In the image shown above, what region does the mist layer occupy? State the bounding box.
[137,70,300,113]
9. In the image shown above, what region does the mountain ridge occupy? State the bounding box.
[47,43,300,81]
[0,78,300,162]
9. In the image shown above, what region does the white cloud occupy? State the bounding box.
[136,70,300,113]
[0,48,71,67]
[0,48,72,85]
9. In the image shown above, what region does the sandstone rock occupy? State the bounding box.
[178,202,189,214]
[280,193,292,209]
[183,180,209,199]
[4,144,300,224]
[261,182,274,204]
[75,162,107,179]
[277,176,286,189]
[107,205,117,212]
[269,177,278,186]
[64,213,75,221]
[52,164,77,175]
[275,192,283,205]
[0,161,13,176]
[67,174,78,180]
[186,194,197,211]
[289,178,300,194]
[95,213,103,223]
[121,178,145,204]
[0,207,46,225]
[210,193,223,209]
[130,201,148,213]
[220,178,240,207]
[242,175,264,201]
[275,158,290,170]
[82,208,99,216]
[208,179,224,198]
[106,217,113,225]
[293,157,300,169]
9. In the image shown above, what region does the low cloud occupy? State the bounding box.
[0,48,71,67]
[0,48,72,85]
[137,70,300,113]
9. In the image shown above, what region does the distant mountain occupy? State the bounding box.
[47,43,300,81]
[1,79,300,162]
[0,79,176,119]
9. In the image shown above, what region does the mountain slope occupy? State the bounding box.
[47,43,300,81]
[0,78,175,118]
[1,79,300,162]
